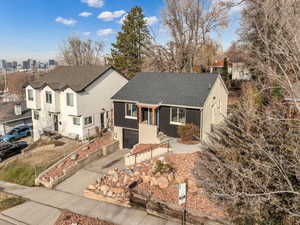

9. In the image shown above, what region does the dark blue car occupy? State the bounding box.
[0,125,32,142]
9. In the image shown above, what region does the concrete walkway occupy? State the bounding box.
[0,181,180,225]
[167,138,202,154]
[56,149,127,196]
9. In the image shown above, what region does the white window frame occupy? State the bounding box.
[125,103,137,119]
[27,89,34,101]
[66,93,74,107]
[84,116,93,126]
[45,91,52,104]
[170,107,186,125]
[33,111,39,120]
[73,117,81,126]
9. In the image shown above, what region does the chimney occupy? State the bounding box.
[14,103,22,116]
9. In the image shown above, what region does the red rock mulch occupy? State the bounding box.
[87,152,225,218]
[54,211,115,225]
[135,153,225,217]
[130,143,169,155]
[41,136,113,182]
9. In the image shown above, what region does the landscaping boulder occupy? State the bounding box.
[157,176,169,189]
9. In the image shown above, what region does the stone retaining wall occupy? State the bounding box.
[35,140,119,188]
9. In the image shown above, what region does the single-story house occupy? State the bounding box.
[112,72,228,149]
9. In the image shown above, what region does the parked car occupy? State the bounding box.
[0,125,32,142]
[0,141,28,162]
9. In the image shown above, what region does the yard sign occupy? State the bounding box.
[178,183,186,205]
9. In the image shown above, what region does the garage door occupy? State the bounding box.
[123,129,138,149]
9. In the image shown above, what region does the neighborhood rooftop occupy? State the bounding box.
[27,65,115,92]
[0,101,31,123]
[112,72,219,107]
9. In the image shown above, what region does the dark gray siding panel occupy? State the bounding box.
[158,106,201,138]
[114,102,138,129]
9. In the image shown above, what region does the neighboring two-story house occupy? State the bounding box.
[25,66,128,141]
[232,62,251,80]
[112,72,228,149]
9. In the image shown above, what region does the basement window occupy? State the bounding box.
[125,103,137,119]
[170,107,186,125]
[73,117,81,126]
[33,111,39,120]
[84,116,93,126]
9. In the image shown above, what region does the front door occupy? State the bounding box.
[100,112,105,129]
[53,115,58,132]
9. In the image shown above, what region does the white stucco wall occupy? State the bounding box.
[202,76,228,141]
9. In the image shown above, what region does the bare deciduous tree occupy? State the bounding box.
[144,0,230,73]
[196,1,300,224]
[60,36,104,66]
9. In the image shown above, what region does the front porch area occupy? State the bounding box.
[137,104,160,144]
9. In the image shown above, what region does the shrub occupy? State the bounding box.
[177,123,200,142]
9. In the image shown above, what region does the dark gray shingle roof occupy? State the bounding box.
[0,101,31,123]
[27,65,122,92]
[112,72,219,107]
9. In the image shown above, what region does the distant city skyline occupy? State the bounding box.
[0,0,242,61]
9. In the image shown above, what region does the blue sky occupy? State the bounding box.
[0,0,242,62]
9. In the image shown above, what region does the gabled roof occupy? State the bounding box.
[0,101,31,123]
[26,65,126,92]
[112,72,219,108]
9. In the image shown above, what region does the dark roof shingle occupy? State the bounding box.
[112,72,219,107]
[27,65,114,92]
[0,101,31,123]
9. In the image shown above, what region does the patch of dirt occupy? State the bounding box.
[54,211,115,225]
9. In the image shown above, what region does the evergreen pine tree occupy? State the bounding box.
[110,6,150,78]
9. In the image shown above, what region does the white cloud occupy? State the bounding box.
[118,14,127,24]
[145,16,159,26]
[97,28,114,36]
[98,10,126,21]
[79,12,93,17]
[55,17,77,26]
[81,0,104,8]
[83,32,91,36]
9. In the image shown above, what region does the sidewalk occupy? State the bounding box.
[0,181,180,225]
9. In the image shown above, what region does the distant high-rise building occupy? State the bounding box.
[0,60,6,69]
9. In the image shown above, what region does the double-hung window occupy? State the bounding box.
[27,89,34,101]
[66,93,74,106]
[33,111,39,120]
[84,116,93,126]
[170,107,186,125]
[45,91,52,104]
[125,103,137,119]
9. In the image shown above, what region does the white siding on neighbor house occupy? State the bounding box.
[202,76,228,141]
[41,86,60,113]
[25,86,41,109]
[27,68,128,141]
[77,69,128,139]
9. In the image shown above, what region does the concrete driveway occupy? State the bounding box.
[55,149,128,196]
